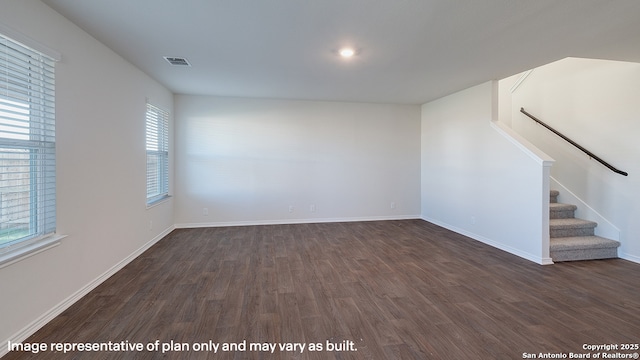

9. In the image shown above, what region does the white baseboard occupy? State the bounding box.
[421,216,551,265]
[175,215,421,229]
[620,252,640,265]
[0,225,175,358]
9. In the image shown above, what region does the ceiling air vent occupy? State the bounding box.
[163,56,191,67]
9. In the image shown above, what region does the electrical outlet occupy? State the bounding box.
[149,220,153,230]
[390,202,396,209]
[203,208,209,216]
[289,205,294,213]
[310,204,316,212]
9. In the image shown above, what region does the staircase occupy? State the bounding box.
[549,190,620,262]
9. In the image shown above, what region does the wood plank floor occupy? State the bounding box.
[5,220,640,359]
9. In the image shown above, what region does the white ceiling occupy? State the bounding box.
[42,0,640,104]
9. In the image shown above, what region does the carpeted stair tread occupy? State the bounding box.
[550,217,597,238]
[549,203,577,219]
[549,218,597,229]
[549,203,577,211]
[550,236,620,251]
[550,236,620,262]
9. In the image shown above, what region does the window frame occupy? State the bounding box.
[0,28,63,268]
[145,102,170,206]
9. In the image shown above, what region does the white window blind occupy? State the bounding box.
[146,103,169,205]
[0,33,56,249]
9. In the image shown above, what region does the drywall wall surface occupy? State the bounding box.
[174,95,421,226]
[510,57,640,262]
[498,71,528,127]
[0,0,174,351]
[421,82,549,263]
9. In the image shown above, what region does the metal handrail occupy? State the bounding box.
[520,108,628,176]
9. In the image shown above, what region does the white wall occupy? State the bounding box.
[421,82,553,264]
[509,57,640,262]
[498,71,529,128]
[174,96,421,226]
[0,0,174,353]
[9,1,636,355]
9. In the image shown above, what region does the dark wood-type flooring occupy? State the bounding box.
[4,220,640,359]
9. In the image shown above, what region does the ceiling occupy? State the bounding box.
[42,0,640,104]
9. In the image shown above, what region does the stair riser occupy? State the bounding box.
[550,210,575,219]
[551,248,618,262]
[550,227,595,238]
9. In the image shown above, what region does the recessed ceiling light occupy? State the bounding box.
[339,48,355,58]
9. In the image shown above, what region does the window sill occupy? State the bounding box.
[146,195,172,209]
[0,234,67,269]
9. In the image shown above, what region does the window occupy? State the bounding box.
[146,103,169,205]
[0,33,56,252]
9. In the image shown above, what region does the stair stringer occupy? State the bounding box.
[550,177,620,241]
